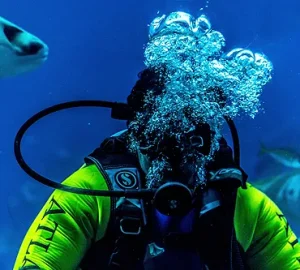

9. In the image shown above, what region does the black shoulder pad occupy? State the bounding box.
[84,134,140,169]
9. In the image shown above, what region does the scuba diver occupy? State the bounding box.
[13,11,300,270]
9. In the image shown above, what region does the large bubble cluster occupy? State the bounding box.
[128,11,273,188]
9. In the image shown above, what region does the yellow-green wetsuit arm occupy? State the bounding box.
[13,164,111,270]
[235,183,300,269]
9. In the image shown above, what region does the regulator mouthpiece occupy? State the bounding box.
[153,182,193,216]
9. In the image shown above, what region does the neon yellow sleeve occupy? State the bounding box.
[235,183,300,270]
[13,164,111,270]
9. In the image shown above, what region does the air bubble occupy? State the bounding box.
[129,11,273,188]
[200,0,210,11]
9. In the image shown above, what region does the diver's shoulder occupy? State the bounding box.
[236,181,276,218]
[237,182,268,206]
[234,182,270,251]
[62,163,108,190]
[238,182,266,196]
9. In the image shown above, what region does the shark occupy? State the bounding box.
[0,16,48,78]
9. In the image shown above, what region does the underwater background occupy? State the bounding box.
[1,0,300,268]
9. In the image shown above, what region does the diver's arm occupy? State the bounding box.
[13,164,111,270]
[245,187,300,269]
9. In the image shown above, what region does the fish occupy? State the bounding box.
[253,170,300,222]
[0,16,49,78]
[258,143,300,169]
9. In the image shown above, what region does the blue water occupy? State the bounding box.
[1,0,300,268]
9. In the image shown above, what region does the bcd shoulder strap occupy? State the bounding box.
[84,132,149,269]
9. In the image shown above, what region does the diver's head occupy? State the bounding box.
[126,67,225,188]
[126,67,166,116]
[126,11,273,189]
[126,67,228,159]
